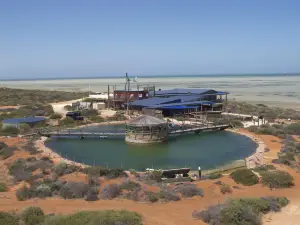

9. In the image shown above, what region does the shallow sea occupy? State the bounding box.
[1,74,300,108]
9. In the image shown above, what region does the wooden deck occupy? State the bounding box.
[38,124,229,138]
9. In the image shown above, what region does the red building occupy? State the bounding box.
[113,90,149,109]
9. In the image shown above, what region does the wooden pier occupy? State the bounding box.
[38,124,229,139]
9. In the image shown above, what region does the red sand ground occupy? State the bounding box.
[1,133,300,225]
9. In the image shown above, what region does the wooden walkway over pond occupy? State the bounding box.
[38,124,229,139]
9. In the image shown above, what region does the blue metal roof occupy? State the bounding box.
[148,100,216,109]
[2,117,46,124]
[155,105,198,109]
[129,95,203,107]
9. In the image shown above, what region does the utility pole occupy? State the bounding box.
[107,84,110,109]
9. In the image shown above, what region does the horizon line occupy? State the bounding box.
[0,72,300,81]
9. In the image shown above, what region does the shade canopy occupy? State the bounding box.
[127,115,166,127]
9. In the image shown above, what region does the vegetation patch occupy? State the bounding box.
[261,170,294,189]
[208,173,222,180]
[159,188,180,201]
[0,212,19,225]
[83,166,127,179]
[0,146,18,159]
[144,191,159,203]
[21,206,45,225]
[0,208,142,225]
[0,87,89,105]
[220,183,232,195]
[0,183,8,192]
[230,169,259,186]
[120,180,141,191]
[174,183,204,198]
[101,184,121,200]
[193,196,289,225]
[253,164,276,173]
[43,210,142,225]
[49,113,62,119]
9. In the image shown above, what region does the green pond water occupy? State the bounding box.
[45,125,257,170]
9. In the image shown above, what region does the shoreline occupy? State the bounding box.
[229,128,265,168]
[35,125,265,172]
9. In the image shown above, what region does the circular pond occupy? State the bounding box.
[45,125,257,170]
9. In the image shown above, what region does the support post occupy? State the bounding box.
[107,84,110,109]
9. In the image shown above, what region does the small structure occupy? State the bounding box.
[125,115,168,144]
[2,117,45,129]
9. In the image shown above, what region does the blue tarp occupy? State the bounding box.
[2,117,46,124]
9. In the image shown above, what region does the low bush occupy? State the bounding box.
[230,169,259,186]
[0,183,8,192]
[60,182,89,199]
[21,206,45,225]
[261,170,294,189]
[120,180,141,191]
[83,167,127,179]
[52,161,68,176]
[49,113,62,119]
[58,117,76,126]
[101,184,121,200]
[0,212,19,225]
[145,191,159,203]
[1,127,20,136]
[220,184,232,195]
[208,173,222,180]
[193,196,290,225]
[175,184,204,198]
[16,185,31,201]
[43,210,142,225]
[261,196,289,212]
[254,164,276,172]
[85,187,99,201]
[159,189,180,201]
[0,146,17,159]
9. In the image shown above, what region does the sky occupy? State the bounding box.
[0,0,300,79]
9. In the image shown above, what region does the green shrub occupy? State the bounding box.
[220,184,232,195]
[21,206,45,225]
[193,196,290,225]
[58,117,76,126]
[261,170,294,189]
[159,189,180,201]
[120,180,141,191]
[16,185,31,201]
[145,191,159,203]
[254,164,276,172]
[0,146,17,159]
[1,127,20,136]
[208,173,222,180]
[49,113,62,119]
[52,161,68,176]
[43,210,142,225]
[0,212,19,225]
[175,184,204,198]
[101,184,121,200]
[230,169,259,186]
[220,200,261,225]
[0,183,8,192]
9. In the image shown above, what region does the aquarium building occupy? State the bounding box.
[129,88,229,116]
